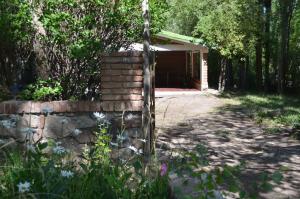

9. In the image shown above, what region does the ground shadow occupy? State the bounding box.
[156,98,300,198]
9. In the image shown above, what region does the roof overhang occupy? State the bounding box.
[120,31,208,53]
[155,31,204,46]
[121,43,209,53]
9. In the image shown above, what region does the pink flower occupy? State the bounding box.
[160,163,168,176]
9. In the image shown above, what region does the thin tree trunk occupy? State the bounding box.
[142,0,151,156]
[31,1,48,79]
[264,0,271,92]
[256,0,264,91]
[278,0,296,94]
[239,58,246,90]
[225,59,233,90]
[218,57,227,92]
[256,40,263,91]
[245,56,250,90]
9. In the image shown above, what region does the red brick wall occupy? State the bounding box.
[0,52,144,114]
[101,52,144,112]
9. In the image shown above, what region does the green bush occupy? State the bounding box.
[0,86,11,101]
[20,79,63,101]
[0,0,168,100]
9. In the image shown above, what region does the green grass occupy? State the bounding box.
[232,93,300,137]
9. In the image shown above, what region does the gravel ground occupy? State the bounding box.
[155,91,300,199]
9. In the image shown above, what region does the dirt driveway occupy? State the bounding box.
[155,91,300,199]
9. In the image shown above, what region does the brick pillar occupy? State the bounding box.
[201,53,209,90]
[101,52,144,112]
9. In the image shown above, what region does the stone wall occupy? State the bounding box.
[0,52,145,157]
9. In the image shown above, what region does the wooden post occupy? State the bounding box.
[142,0,151,157]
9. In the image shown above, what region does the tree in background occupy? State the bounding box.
[192,0,259,91]
[166,0,300,94]
[278,0,297,93]
[289,1,300,89]
[0,0,34,87]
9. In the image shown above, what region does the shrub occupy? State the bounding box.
[20,79,63,101]
[0,0,168,100]
[0,86,11,101]
[0,0,34,88]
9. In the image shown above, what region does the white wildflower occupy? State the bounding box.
[126,114,134,120]
[17,181,31,193]
[128,145,138,153]
[110,142,119,147]
[128,146,143,155]
[61,119,68,124]
[84,88,89,95]
[40,139,48,144]
[73,129,82,136]
[93,112,106,120]
[26,144,36,153]
[117,134,126,142]
[60,170,74,178]
[53,145,66,155]
[138,149,143,155]
[138,139,147,143]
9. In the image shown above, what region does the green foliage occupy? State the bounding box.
[35,0,168,99]
[0,0,168,99]
[92,121,112,163]
[0,124,284,198]
[0,126,170,199]
[166,0,259,58]
[234,94,300,135]
[166,0,300,91]
[20,79,63,101]
[0,0,34,87]
[0,86,11,102]
[0,0,32,43]
[166,0,200,36]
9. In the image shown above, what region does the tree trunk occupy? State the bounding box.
[239,58,246,90]
[142,0,152,156]
[245,56,250,90]
[256,40,263,91]
[225,59,233,90]
[31,3,48,79]
[218,57,227,92]
[264,0,271,92]
[278,0,296,94]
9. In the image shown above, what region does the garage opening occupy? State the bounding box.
[155,50,206,91]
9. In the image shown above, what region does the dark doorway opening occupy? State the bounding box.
[155,51,189,88]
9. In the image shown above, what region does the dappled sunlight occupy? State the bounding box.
[156,93,300,198]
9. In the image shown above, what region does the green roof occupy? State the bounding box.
[156,30,203,45]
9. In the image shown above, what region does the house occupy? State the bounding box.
[124,31,209,91]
